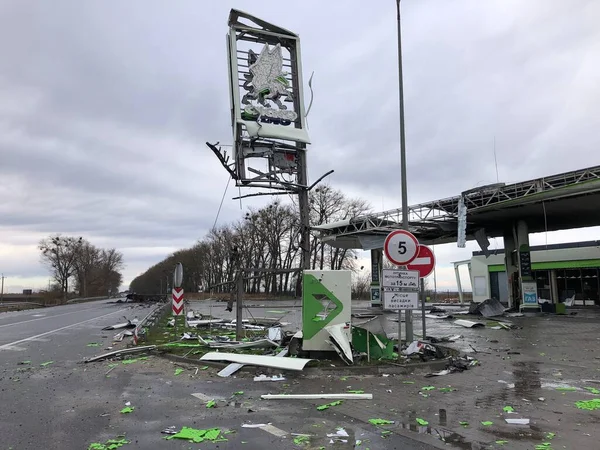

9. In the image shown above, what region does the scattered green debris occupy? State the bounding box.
[340,376,348,381]
[108,364,118,368]
[87,343,101,347]
[402,381,415,384]
[87,436,129,449]
[369,418,393,426]
[503,406,514,413]
[293,435,310,446]
[381,430,392,437]
[416,418,429,426]
[121,359,138,365]
[206,400,216,408]
[120,407,134,414]
[438,387,454,393]
[459,421,469,427]
[495,440,508,445]
[421,386,435,391]
[535,443,553,450]
[174,368,184,376]
[18,361,31,365]
[317,400,343,411]
[585,387,600,395]
[546,432,556,440]
[347,390,364,394]
[481,421,493,426]
[555,387,577,391]
[233,391,244,396]
[575,399,600,410]
[539,352,546,356]
[165,427,222,443]
[200,366,209,370]
[40,361,54,367]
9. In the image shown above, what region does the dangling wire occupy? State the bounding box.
[212,175,232,231]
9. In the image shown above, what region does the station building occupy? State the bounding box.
[460,241,600,306]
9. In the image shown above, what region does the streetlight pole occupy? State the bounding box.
[0,273,4,305]
[396,0,413,344]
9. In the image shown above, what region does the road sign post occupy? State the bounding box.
[383,229,420,354]
[406,245,436,339]
[384,229,419,346]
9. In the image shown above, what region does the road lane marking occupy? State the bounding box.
[0,306,108,329]
[0,309,128,350]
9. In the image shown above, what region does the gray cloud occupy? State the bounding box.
[1,0,599,288]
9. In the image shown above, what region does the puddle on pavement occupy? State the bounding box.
[397,411,486,449]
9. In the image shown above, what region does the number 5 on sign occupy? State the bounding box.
[384,230,419,266]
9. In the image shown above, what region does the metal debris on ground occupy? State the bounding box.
[470,298,506,318]
[368,418,394,426]
[84,345,157,363]
[201,352,313,371]
[102,318,138,331]
[454,319,485,328]
[426,334,462,343]
[317,400,343,410]
[262,393,372,400]
[254,374,286,382]
[325,323,353,365]
[87,436,130,450]
[505,418,530,425]
[575,399,600,410]
[164,427,224,443]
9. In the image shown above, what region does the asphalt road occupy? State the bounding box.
[0,300,440,450]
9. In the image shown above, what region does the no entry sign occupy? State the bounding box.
[384,230,419,266]
[172,287,184,316]
[407,245,436,278]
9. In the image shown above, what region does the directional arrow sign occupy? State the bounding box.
[406,245,436,278]
[172,287,184,316]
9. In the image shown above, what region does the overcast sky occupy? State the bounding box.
[1,0,599,294]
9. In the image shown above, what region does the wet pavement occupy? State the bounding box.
[188,299,600,449]
[0,299,436,449]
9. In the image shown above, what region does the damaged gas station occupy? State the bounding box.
[75,7,600,450]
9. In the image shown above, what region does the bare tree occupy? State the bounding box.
[39,235,83,301]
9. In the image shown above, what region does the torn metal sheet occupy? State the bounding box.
[102,319,138,331]
[214,347,293,375]
[261,393,372,400]
[505,418,530,425]
[425,314,453,320]
[454,319,485,328]
[267,327,283,342]
[187,319,226,327]
[84,345,157,363]
[209,339,279,349]
[472,298,506,318]
[254,374,286,382]
[325,323,353,365]
[211,348,298,377]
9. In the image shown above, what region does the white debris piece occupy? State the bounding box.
[254,374,286,382]
[505,418,530,425]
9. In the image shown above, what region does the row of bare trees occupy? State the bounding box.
[129,185,371,296]
[39,235,125,300]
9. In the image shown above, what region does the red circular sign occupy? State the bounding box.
[406,245,436,278]
[383,230,419,266]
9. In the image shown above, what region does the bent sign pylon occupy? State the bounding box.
[172,287,184,316]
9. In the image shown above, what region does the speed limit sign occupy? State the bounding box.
[383,230,419,266]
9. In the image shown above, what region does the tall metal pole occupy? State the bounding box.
[396,0,413,346]
[297,147,311,274]
[0,274,4,305]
